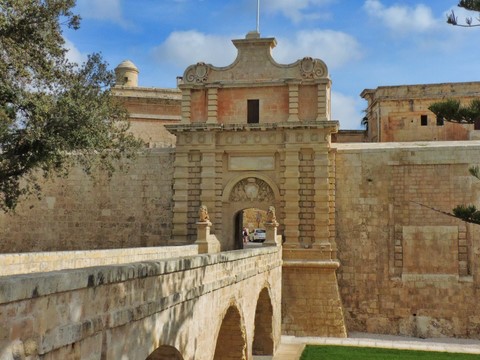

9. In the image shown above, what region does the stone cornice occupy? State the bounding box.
[165,121,339,134]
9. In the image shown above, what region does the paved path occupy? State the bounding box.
[273,332,480,359]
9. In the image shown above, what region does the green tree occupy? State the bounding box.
[447,0,480,27]
[429,99,480,124]
[0,0,143,212]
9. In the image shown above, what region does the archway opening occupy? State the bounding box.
[253,288,274,355]
[234,208,267,249]
[146,345,184,360]
[213,305,246,360]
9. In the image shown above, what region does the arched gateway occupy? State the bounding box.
[223,175,280,249]
[166,31,347,337]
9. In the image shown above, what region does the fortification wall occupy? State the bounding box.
[0,148,175,253]
[335,141,480,338]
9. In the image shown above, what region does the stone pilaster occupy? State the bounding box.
[171,151,190,244]
[312,147,332,259]
[181,89,191,123]
[214,152,224,239]
[287,81,300,122]
[316,83,329,121]
[282,149,300,248]
[200,151,217,230]
[207,87,218,124]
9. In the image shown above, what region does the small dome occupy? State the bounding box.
[116,60,139,72]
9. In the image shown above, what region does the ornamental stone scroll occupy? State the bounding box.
[300,57,327,79]
[184,62,210,84]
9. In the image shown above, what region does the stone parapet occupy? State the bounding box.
[0,247,282,359]
[0,246,198,277]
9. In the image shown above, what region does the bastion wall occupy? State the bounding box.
[335,141,480,338]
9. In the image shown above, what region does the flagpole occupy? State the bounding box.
[256,0,260,33]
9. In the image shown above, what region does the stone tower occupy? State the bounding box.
[115,59,139,87]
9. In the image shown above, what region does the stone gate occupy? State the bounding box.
[166,31,347,337]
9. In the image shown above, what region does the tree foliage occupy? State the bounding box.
[452,167,480,224]
[447,0,480,27]
[0,0,143,211]
[428,99,480,124]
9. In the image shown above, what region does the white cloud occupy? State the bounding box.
[331,91,363,130]
[152,31,238,69]
[364,0,437,34]
[76,0,132,29]
[273,30,363,69]
[63,38,87,65]
[153,29,361,76]
[263,0,333,23]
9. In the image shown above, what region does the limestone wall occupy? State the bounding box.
[113,86,181,147]
[335,141,480,338]
[0,246,282,360]
[0,245,197,276]
[0,149,175,253]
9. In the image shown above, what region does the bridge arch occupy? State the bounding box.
[222,174,281,249]
[252,286,274,356]
[146,345,184,360]
[213,303,247,360]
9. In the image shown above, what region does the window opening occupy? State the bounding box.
[248,99,259,124]
[420,115,428,126]
[436,116,444,126]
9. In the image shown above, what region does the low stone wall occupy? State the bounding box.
[334,141,480,339]
[0,245,198,276]
[0,246,282,359]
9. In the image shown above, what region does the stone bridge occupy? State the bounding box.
[0,245,282,359]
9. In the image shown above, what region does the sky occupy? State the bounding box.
[63,0,480,130]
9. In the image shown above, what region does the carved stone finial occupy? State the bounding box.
[198,205,210,222]
[266,206,277,223]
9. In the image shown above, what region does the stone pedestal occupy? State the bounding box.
[196,221,220,254]
[263,221,281,246]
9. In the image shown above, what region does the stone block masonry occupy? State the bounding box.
[335,141,480,339]
[0,149,175,253]
[0,245,198,276]
[0,246,282,360]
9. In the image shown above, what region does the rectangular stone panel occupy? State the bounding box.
[402,226,458,275]
[228,155,275,171]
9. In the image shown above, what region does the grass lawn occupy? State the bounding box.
[300,345,480,360]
